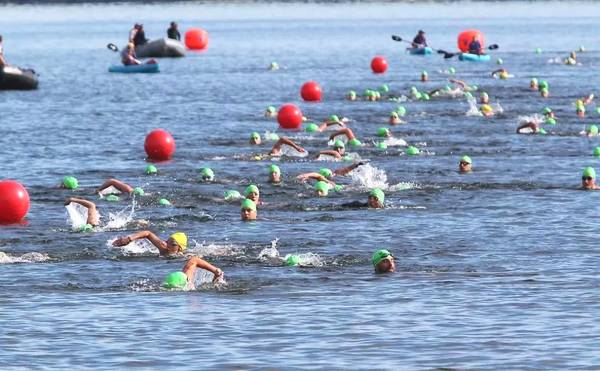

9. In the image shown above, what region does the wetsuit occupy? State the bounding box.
[133,29,148,46]
[468,40,482,55]
[412,34,427,47]
[167,27,180,41]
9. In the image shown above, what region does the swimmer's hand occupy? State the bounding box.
[212,268,224,283]
[112,236,131,247]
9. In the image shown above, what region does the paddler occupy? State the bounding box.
[412,30,427,48]
[167,21,181,41]
[468,36,484,55]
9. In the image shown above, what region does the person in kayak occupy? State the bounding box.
[129,23,148,47]
[412,30,427,48]
[468,36,484,55]
[167,22,181,41]
[0,35,6,68]
[112,230,188,256]
[162,256,224,289]
[121,43,142,65]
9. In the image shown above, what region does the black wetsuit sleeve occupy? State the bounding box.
[340,201,368,209]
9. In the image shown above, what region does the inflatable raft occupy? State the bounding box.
[132,38,185,58]
[0,66,39,90]
[108,63,160,73]
[407,47,433,56]
[458,53,491,62]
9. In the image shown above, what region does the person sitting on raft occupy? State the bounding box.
[167,21,181,41]
[121,43,143,66]
[96,178,144,198]
[113,230,188,256]
[581,167,600,190]
[372,249,395,274]
[163,256,224,290]
[317,139,346,160]
[129,23,148,47]
[468,36,484,55]
[411,30,427,48]
[65,197,100,228]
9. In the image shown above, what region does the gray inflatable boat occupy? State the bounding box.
[0,66,39,90]
[133,38,186,58]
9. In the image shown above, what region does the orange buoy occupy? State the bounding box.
[185,28,209,50]
[457,29,485,53]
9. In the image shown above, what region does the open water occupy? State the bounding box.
[1,1,600,369]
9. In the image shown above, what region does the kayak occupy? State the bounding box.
[459,53,491,62]
[407,47,433,56]
[131,38,185,58]
[0,66,39,90]
[108,63,160,73]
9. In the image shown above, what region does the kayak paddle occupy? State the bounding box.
[391,35,454,58]
[438,44,500,59]
[107,43,119,52]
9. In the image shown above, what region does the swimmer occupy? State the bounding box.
[163,256,224,289]
[516,121,541,134]
[60,176,79,190]
[372,249,395,273]
[199,167,214,182]
[269,136,306,156]
[480,92,489,104]
[346,90,357,101]
[491,68,510,79]
[576,100,586,118]
[449,78,476,92]
[96,178,144,198]
[318,115,346,132]
[112,231,188,256]
[421,71,428,82]
[314,181,330,197]
[581,94,594,106]
[585,125,598,137]
[317,139,345,160]
[250,132,261,145]
[268,164,281,183]
[530,78,538,91]
[264,106,277,117]
[581,167,600,190]
[296,169,337,187]
[329,127,356,142]
[389,111,405,125]
[543,107,555,120]
[459,155,472,173]
[540,87,549,98]
[269,62,279,71]
[340,188,385,209]
[241,198,257,221]
[64,197,99,227]
[244,184,261,205]
[480,104,494,117]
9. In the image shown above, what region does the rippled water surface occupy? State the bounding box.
[2,1,600,369]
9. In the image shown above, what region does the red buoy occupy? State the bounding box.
[371,56,388,74]
[185,28,209,50]
[144,129,176,161]
[277,104,303,130]
[300,81,322,102]
[0,180,30,224]
[457,29,485,52]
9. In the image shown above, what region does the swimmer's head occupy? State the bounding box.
[368,188,385,208]
[406,146,420,156]
[306,123,319,133]
[372,249,395,273]
[106,195,120,202]
[163,271,188,289]
[379,84,389,93]
[396,106,406,116]
[377,127,391,138]
[269,164,281,183]
[224,190,242,201]
[285,255,300,266]
[348,138,362,147]
[145,165,158,175]
[319,168,333,179]
[582,167,596,189]
[250,132,261,145]
[480,92,489,103]
[241,198,257,221]
[543,107,552,115]
[376,142,388,150]
[329,115,340,123]
[480,104,493,116]
[539,80,549,90]
[62,176,78,190]
[594,147,600,157]
[79,223,93,233]
[540,87,549,97]
[314,181,329,197]
[499,71,509,79]
[158,198,171,206]
[346,90,357,100]
[459,155,472,173]
[133,187,145,196]
[168,232,188,252]
[333,139,345,154]
[199,167,215,182]
[545,117,556,125]
[245,184,260,202]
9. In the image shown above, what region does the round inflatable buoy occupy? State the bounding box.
[457,29,485,52]
[0,180,30,224]
[144,129,176,161]
[185,28,209,50]
[277,104,303,130]
[371,56,388,74]
[300,81,322,102]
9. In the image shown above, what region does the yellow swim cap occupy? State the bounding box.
[481,104,493,113]
[169,232,188,251]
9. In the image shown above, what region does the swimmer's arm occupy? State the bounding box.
[449,79,467,89]
[270,137,306,155]
[112,230,166,250]
[182,256,223,283]
[318,120,346,132]
[97,178,134,194]
[317,150,342,159]
[516,122,537,134]
[65,197,99,226]
[296,172,330,183]
[328,128,355,141]
[334,162,363,176]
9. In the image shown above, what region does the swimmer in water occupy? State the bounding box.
[459,155,472,173]
[585,125,598,137]
[96,178,144,198]
[530,78,538,91]
[244,184,261,205]
[516,121,541,134]
[264,106,277,117]
[241,198,257,221]
[581,167,600,190]
[250,132,261,145]
[64,197,99,228]
[389,111,405,125]
[112,231,188,257]
[297,162,366,184]
[199,167,215,182]
[372,249,395,273]
[346,90,357,101]
[449,78,476,92]
[329,127,360,146]
[480,92,489,104]
[342,188,385,209]
[317,139,345,160]
[268,164,281,183]
[60,176,79,190]
[269,136,306,157]
[163,256,224,289]
[318,115,347,132]
[480,104,494,117]
[491,68,510,79]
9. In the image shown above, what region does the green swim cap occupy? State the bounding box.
[314,181,329,195]
[379,84,389,93]
[377,127,390,137]
[319,168,333,178]
[224,190,242,201]
[250,132,261,140]
[79,223,93,233]
[583,167,596,178]
[376,142,388,150]
[267,133,280,141]
[410,86,418,93]
[539,80,549,90]
[420,93,430,101]
[593,147,600,157]
[496,58,503,65]
[348,138,362,147]
[200,167,214,181]
[538,127,547,135]
[342,155,352,162]
[543,107,552,114]
[481,92,489,99]
[285,255,300,266]
[105,195,120,202]
[535,47,542,54]
[406,146,420,156]
[370,188,385,203]
[596,107,600,115]
[269,164,281,174]
[158,198,171,206]
[471,85,478,91]
[163,271,188,289]
[374,91,381,99]
[329,115,339,122]
[464,92,473,99]
[241,198,257,211]
[545,117,556,125]
[333,139,345,149]
[333,184,344,192]
[461,155,472,164]
[540,87,549,94]
[413,92,422,100]
[589,125,599,135]
[145,165,158,175]
[396,106,406,116]
[306,123,319,132]
[372,249,392,266]
[245,184,259,196]
[445,85,452,92]
[266,106,276,113]
[390,111,399,119]
[62,176,78,190]
[531,78,538,84]
[448,67,456,74]
[133,187,144,196]
[421,70,428,75]
[348,90,356,97]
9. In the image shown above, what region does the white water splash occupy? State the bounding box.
[65,202,91,230]
[466,95,483,116]
[100,201,136,231]
[283,252,324,267]
[518,114,544,125]
[349,163,389,190]
[98,185,122,197]
[383,137,408,147]
[188,241,241,257]
[258,238,280,260]
[107,238,158,255]
[0,251,51,264]
[280,145,308,158]
[388,182,421,192]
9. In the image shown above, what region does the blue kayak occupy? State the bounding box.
[407,47,433,56]
[108,63,160,73]
[458,53,491,62]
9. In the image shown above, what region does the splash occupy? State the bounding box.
[280,145,308,158]
[383,137,408,147]
[188,240,241,257]
[98,185,122,197]
[107,238,158,255]
[100,201,136,230]
[283,252,324,267]
[388,182,421,191]
[0,251,51,264]
[518,114,544,125]
[65,202,93,230]
[466,95,483,116]
[350,163,389,190]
